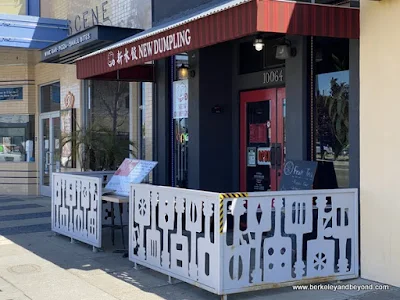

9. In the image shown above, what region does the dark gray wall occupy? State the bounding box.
[285,35,309,161]
[153,59,172,186]
[349,39,360,189]
[188,43,234,192]
[152,0,220,24]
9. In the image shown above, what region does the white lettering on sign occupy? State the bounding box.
[263,69,284,84]
[107,29,192,68]
[44,33,92,57]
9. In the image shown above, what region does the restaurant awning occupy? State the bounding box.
[76,0,359,80]
[41,25,142,64]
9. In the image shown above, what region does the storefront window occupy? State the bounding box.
[173,54,189,188]
[0,115,35,163]
[314,38,349,188]
[83,80,130,171]
[40,82,60,113]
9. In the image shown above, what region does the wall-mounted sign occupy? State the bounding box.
[262,68,285,85]
[43,32,92,59]
[173,79,189,119]
[63,91,75,109]
[68,1,111,35]
[0,87,23,101]
[107,29,191,68]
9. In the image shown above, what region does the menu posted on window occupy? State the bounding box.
[105,158,158,196]
[173,79,189,119]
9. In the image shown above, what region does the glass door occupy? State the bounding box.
[40,112,61,197]
[240,88,285,192]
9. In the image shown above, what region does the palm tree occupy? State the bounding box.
[62,119,137,172]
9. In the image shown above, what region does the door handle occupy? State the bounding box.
[45,151,50,166]
[276,144,282,169]
[270,144,276,169]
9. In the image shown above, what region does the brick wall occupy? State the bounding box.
[0,0,154,195]
[0,49,38,195]
[40,0,151,35]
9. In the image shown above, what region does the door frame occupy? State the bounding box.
[39,111,60,197]
[240,88,285,192]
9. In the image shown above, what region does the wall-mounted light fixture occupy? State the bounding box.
[315,49,323,63]
[177,64,189,80]
[275,40,297,60]
[253,37,265,52]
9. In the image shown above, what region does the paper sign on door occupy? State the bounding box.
[257,147,271,165]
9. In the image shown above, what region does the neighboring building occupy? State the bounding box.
[0,0,153,196]
[0,0,67,195]
[360,0,400,288]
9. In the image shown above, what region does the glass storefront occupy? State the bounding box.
[83,80,130,171]
[0,115,35,163]
[172,54,189,188]
[314,37,350,188]
[40,82,60,113]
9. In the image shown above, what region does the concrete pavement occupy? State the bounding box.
[0,194,399,300]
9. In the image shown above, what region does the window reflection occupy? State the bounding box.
[40,82,60,113]
[0,115,35,162]
[85,81,131,171]
[315,38,349,188]
[173,54,189,188]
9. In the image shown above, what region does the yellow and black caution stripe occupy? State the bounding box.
[218,192,249,233]
[219,192,248,200]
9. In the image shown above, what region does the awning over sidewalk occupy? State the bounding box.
[76,0,359,80]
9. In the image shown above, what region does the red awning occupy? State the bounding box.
[76,0,359,80]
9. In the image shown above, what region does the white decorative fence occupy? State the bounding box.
[51,171,115,249]
[129,185,359,297]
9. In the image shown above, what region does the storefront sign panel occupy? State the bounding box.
[107,29,192,69]
[173,79,189,119]
[43,32,94,59]
[0,87,23,101]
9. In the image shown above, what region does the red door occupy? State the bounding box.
[240,88,285,192]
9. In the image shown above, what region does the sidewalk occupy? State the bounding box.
[0,194,399,300]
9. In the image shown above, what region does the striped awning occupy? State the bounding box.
[76,0,359,80]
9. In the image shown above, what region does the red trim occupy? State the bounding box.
[76,1,359,79]
[276,87,286,189]
[256,1,359,39]
[89,65,154,82]
[76,1,257,79]
[240,89,276,192]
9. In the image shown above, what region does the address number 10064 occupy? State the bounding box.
[263,69,284,84]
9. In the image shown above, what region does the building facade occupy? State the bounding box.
[75,0,360,194]
[0,0,153,196]
[360,0,400,288]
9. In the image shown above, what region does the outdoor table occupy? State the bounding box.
[102,194,129,250]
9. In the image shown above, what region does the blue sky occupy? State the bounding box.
[316,70,349,96]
